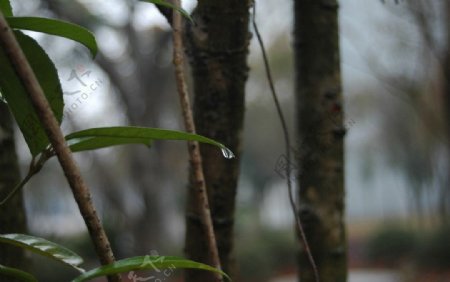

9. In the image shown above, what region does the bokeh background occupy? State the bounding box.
[7,0,450,281]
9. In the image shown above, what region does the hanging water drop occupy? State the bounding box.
[0,92,7,104]
[221,147,235,159]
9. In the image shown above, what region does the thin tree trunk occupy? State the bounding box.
[183,1,251,280]
[0,103,27,281]
[442,0,450,223]
[294,0,347,281]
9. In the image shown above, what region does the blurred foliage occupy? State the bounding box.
[365,224,450,269]
[236,228,296,282]
[365,225,417,266]
[364,0,450,223]
[415,225,450,269]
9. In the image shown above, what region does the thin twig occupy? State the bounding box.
[251,2,320,282]
[0,11,120,282]
[170,1,223,281]
[0,152,46,206]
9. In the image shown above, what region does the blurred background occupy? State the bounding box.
[7,0,450,281]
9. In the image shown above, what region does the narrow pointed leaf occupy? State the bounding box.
[0,0,13,17]
[140,0,193,23]
[0,234,84,273]
[6,17,97,57]
[68,136,152,153]
[65,126,233,155]
[0,264,37,282]
[0,31,64,156]
[72,256,229,282]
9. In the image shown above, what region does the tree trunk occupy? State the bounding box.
[183,1,250,280]
[442,0,450,222]
[0,103,27,281]
[294,0,347,281]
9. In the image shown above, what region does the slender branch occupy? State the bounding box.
[170,1,223,281]
[0,11,120,282]
[0,152,47,206]
[251,3,319,282]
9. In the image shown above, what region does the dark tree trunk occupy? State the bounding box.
[0,103,27,281]
[294,0,347,281]
[442,0,450,222]
[183,1,251,280]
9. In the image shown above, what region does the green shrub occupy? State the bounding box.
[415,225,450,269]
[236,228,296,282]
[365,226,417,265]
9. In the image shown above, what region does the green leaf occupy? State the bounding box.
[140,0,193,23]
[0,0,13,17]
[65,126,234,158]
[0,234,84,273]
[68,136,152,153]
[72,255,230,282]
[0,31,64,156]
[0,264,37,282]
[6,17,97,57]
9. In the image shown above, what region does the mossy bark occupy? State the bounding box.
[183,1,251,281]
[294,0,347,281]
[0,103,27,281]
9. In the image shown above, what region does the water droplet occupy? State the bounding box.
[0,92,7,104]
[221,147,235,159]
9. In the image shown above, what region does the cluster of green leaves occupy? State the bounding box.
[0,0,228,281]
[0,234,229,282]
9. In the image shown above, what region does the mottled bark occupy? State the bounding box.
[294,0,347,281]
[0,103,27,281]
[183,1,250,281]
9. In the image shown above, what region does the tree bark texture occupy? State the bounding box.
[0,103,27,281]
[294,0,347,281]
[183,1,251,280]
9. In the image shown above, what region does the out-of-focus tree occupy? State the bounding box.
[407,0,450,223]
[371,0,450,224]
[43,0,185,255]
[0,103,27,281]
[294,0,347,281]
[443,0,450,222]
